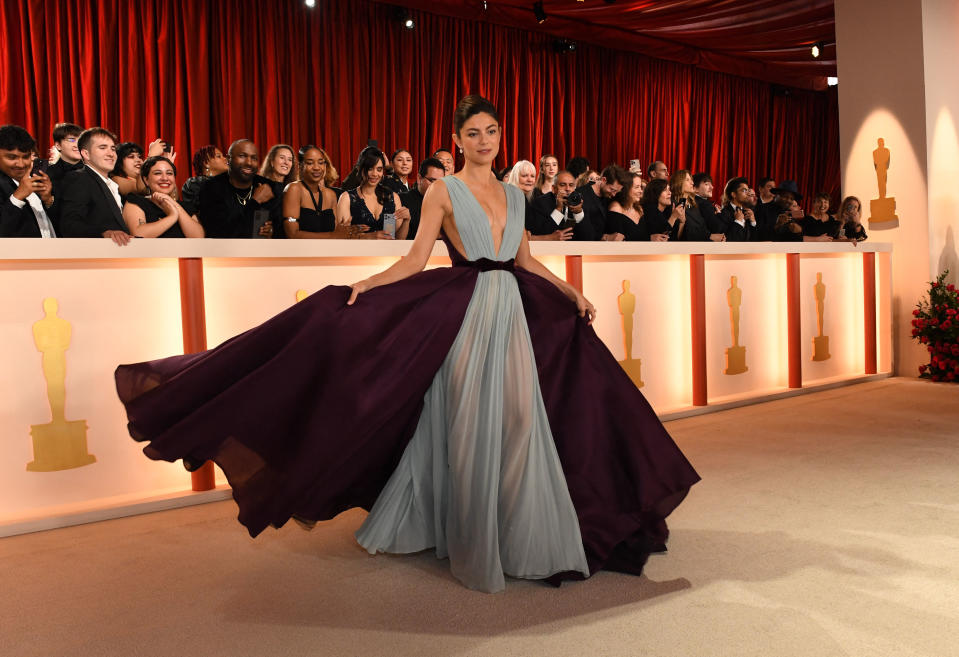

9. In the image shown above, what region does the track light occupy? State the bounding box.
[305,0,315,7]
[533,2,547,24]
[551,39,576,54]
[811,42,823,58]
[393,6,414,29]
[827,76,838,87]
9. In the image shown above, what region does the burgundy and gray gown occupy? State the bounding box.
[115,177,700,593]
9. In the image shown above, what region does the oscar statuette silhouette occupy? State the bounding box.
[724,276,748,375]
[616,280,644,387]
[868,138,900,229]
[812,273,831,361]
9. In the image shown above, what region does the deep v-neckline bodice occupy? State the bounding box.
[445,176,519,261]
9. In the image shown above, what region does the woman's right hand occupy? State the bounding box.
[347,279,372,305]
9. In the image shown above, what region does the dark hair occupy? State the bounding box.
[0,124,36,153]
[724,176,749,201]
[452,94,499,135]
[342,146,387,190]
[600,163,629,188]
[297,144,338,186]
[77,127,117,154]
[641,178,670,207]
[647,160,665,176]
[191,145,218,177]
[111,142,144,177]
[692,172,712,187]
[613,172,642,213]
[391,149,412,162]
[52,122,82,142]
[418,157,444,178]
[814,191,830,202]
[432,148,452,158]
[566,156,590,179]
[141,155,177,180]
[758,176,774,188]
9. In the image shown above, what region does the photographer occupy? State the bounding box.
[526,170,595,241]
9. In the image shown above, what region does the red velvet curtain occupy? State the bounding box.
[0,0,840,205]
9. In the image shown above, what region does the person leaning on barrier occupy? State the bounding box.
[671,169,724,242]
[197,139,279,239]
[59,127,131,245]
[838,196,868,242]
[802,191,841,241]
[641,177,684,240]
[282,145,347,239]
[526,170,595,241]
[122,156,203,238]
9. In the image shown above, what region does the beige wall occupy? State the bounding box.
[835,0,959,376]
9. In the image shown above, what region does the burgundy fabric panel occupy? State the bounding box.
[117,266,479,536]
[2,0,839,208]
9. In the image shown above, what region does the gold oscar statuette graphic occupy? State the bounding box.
[724,276,748,375]
[868,137,899,229]
[812,272,831,361]
[295,289,309,303]
[27,298,96,472]
[616,280,644,388]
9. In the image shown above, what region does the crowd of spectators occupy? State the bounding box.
[0,122,867,245]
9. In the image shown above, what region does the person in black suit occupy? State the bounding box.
[752,176,778,240]
[576,163,628,240]
[198,139,279,238]
[46,122,84,184]
[717,177,757,242]
[400,157,445,240]
[693,172,723,234]
[58,127,131,245]
[0,125,56,237]
[526,170,595,241]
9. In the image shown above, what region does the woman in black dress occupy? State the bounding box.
[801,191,841,240]
[838,195,868,241]
[283,146,350,239]
[641,178,685,240]
[606,172,666,242]
[121,156,203,238]
[336,147,409,239]
[671,169,722,241]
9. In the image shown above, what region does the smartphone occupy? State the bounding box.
[252,210,271,238]
[31,158,49,176]
[382,212,396,239]
[629,159,640,170]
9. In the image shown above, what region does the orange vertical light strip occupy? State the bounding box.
[863,252,877,374]
[786,253,802,388]
[690,254,707,406]
[564,255,583,292]
[178,257,215,492]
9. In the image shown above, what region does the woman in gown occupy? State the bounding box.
[115,95,699,593]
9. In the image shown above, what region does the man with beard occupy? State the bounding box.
[527,170,595,240]
[577,163,627,239]
[198,139,278,238]
[718,177,757,242]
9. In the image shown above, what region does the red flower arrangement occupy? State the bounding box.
[911,271,959,382]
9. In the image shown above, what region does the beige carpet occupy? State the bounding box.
[2,378,958,657]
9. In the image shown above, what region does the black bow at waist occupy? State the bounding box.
[454,258,516,273]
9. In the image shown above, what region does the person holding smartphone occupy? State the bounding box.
[641,178,684,240]
[0,125,57,237]
[336,147,408,240]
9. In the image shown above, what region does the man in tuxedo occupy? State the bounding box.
[0,125,56,237]
[693,172,724,235]
[753,176,778,241]
[198,139,278,238]
[576,163,627,239]
[527,170,596,241]
[400,157,444,240]
[718,177,757,242]
[57,127,131,244]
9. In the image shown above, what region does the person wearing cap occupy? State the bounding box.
[770,180,807,242]
[718,177,756,241]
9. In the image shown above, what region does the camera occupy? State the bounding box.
[567,190,583,206]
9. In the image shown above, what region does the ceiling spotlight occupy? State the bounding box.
[827,76,838,87]
[533,2,547,24]
[551,39,576,53]
[811,42,823,58]
[404,17,415,29]
[393,6,414,29]
[305,0,315,7]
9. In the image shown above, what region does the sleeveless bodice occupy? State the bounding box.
[347,187,396,231]
[443,176,524,262]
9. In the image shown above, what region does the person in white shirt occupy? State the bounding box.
[58,127,132,245]
[0,124,56,238]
